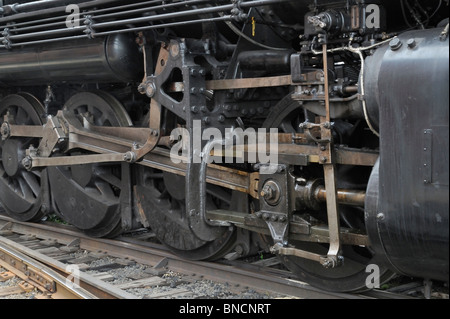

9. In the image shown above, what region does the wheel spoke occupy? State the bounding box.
[0,93,46,222]
[16,106,30,124]
[94,167,122,189]
[17,177,35,202]
[95,180,116,198]
[21,171,41,197]
[135,166,237,261]
[48,91,132,238]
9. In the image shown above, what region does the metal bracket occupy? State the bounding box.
[133,43,171,160]
[37,115,68,157]
[318,43,343,267]
[258,165,290,246]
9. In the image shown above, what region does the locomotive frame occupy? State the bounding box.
[0,0,448,292]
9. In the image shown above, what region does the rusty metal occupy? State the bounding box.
[316,187,366,207]
[206,75,293,90]
[24,152,133,169]
[3,109,376,200]
[0,239,97,299]
[295,178,366,208]
[205,210,368,246]
[240,143,378,166]
[318,43,342,269]
[0,215,369,299]
[164,72,330,93]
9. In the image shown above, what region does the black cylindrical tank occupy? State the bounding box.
[365,28,449,282]
[0,33,143,85]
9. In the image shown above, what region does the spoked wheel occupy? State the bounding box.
[48,91,132,238]
[0,93,48,222]
[135,166,237,261]
[263,95,395,292]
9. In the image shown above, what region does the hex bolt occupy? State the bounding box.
[145,83,156,98]
[261,185,273,198]
[260,180,281,206]
[389,38,402,51]
[151,129,159,136]
[321,257,336,269]
[170,43,180,57]
[22,156,33,170]
[191,106,199,113]
[123,152,137,163]
[1,122,10,139]
[407,38,416,49]
[190,69,198,77]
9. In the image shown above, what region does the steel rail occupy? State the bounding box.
[0,239,98,299]
[0,227,136,299]
[0,213,374,299]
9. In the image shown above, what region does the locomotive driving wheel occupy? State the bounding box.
[135,163,236,261]
[263,95,395,292]
[48,91,132,238]
[0,93,48,222]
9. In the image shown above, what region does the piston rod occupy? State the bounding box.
[316,187,366,207]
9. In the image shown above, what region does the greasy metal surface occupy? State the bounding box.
[206,210,368,246]
[315,187,366,207]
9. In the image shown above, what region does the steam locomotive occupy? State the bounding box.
[0,0,448,293]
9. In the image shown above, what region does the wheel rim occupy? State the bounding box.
[0,93,47,222]
[263,95,395,292]
[48,91,131,237]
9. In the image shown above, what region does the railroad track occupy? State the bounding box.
[0,212,446,300]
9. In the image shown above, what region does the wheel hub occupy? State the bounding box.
[1,139,25,177]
